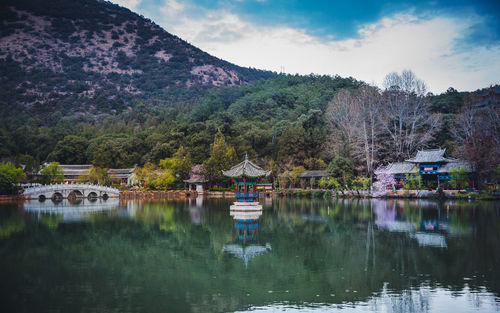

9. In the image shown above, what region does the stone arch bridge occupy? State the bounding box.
[23,184,120,201]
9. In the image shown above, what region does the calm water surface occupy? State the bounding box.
[0,197,499,313]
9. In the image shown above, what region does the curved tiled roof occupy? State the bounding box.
[406,149,446,163]
[222,155,271,177]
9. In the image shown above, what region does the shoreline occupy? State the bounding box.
[3,189,499,202]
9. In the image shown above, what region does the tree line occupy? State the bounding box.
[0,72,498,192]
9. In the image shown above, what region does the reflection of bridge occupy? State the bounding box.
[23,184,120,200]
[23,199,121,222]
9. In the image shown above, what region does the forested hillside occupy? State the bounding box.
[1,75,360,167]
[0,0,273,119]
[0,0,498,186]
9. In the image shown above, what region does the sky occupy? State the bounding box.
[111,0,500,93]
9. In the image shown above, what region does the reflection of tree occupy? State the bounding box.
[1,198,499,313]
[133,201,177,232]
[0,214,25,238]
[39,213,63,229]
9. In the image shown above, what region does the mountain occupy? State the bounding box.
[0,0,274,117]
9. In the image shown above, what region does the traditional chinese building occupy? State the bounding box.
[184,164,207,194]
[222,155,270,211]
[377,149,471,189]
[39,164,136,185]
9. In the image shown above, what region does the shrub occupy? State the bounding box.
[209,187,233,192]
[322,190,332,199]
[477,193,496,201]
[310,189,324,198]
[0,173,17,195]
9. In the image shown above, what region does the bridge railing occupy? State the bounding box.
[23,183,120,194]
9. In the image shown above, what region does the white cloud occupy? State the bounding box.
[114,1,500,93]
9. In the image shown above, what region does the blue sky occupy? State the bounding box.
[112,0,500,93]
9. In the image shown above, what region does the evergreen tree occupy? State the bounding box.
[327,156,355,188]
[203,130,237,186]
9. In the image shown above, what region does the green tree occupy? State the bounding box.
[202,130,237,186]
[171,146,193,182]
[327,156,354,188]
[351,176,370,190]
[318,177,341,195]
[78,167,111,185]
[157,158,177,189]
[277,126,308,164]
[0,172,17,195]
[0,162,25,183]
[151,170,175,190]
[304,158,326,170]
[290,166,306,188]
[449,166,469,190]
[134,162,175,190]
[40,162,64,184]
[404,169,422,190]
[48,135,88,164]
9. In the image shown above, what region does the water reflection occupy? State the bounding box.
[24,198,120,219]
[188,196,203,225]
[373,200,448,247]
[0,198,499,313]
[223,208,272,267]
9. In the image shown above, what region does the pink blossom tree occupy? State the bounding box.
[372,171,396,197]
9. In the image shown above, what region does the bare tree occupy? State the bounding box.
[325,89,358,158]
[452,94,500,185]
[381,70,441,160]
[352,86,383,182]
[326,86,383,181]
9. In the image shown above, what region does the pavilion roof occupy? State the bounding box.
[222,155,270,178]
[184,164,207,183]
[58,164,93,176]
[406,149,447,163]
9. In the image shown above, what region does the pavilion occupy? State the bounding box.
[222,154,270,211]
[376,149,471,189]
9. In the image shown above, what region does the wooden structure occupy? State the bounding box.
[39,163,136,185]
[299,170,327,188]
[222,154,270,211]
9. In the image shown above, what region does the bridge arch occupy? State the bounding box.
[52,192,63,202]
[68,190,84,199]
[38,195,46,202]
[87,192,98,200]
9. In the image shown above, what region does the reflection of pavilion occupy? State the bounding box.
[223,206,271,267]
[372,199,448,248]
[222,243,272,268]
[188,196,204,225]
[230,210,262,243]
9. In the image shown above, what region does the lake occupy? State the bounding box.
[0,197,499,313]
